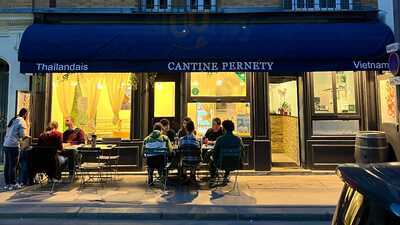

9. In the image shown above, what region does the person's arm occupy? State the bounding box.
[17,120,27,139]
[165,137,173,153]
[77,129,85,144]
[58,133,64,151]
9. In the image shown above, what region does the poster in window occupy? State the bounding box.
[237,114,250,135]
[16,91,30,116]
[16,91,31,135]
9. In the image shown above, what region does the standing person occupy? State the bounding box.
[203,117,224,144]
[160,118,176,142]
[63,117,85,145]
[208,120,244,184]
[178,120,201,182]
[3,108,28,190]
[177,117,196,138]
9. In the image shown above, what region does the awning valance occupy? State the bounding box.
[18,22,394,73]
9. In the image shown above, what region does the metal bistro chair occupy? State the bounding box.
[97,138,121,181]
[179,144,201,182]
[144,141,170,191]
[212,146,242,194]
[77,146,106,186]
[31,146,64,194]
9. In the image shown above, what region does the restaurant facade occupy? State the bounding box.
[16,6,395,171]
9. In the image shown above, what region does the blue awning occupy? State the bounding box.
[18,22,394,73]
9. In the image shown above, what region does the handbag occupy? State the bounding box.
[20,136,32,151]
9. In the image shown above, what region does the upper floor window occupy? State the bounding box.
[145,0,171,10]
[189,0,215,11]
[284,0,352,10]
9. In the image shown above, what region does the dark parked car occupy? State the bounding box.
[332,163,400,225]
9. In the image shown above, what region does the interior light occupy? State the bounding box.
[216,80,223,86]
[96,83,103,89]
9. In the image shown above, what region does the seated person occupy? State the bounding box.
[63,117,85,145]
[143,122,173,185]
[62,117,84,178]
[178,120,201,182]
[208,120,244,183]
[203,117,224,145]
[36,121,67,181]
[160,118,176,143]
[177,117,196,138]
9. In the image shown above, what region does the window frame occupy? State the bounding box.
[143,0,172,11]
[188,72,251,103]
[186,72,253,138]
[311,71,360,119]
[187,0,216,11]
[49,73,135,140]
[291,0,353,10]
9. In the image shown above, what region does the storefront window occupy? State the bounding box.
[313,72,334,113]
[313,71,357,114]
[188,102,251,137]
[312,120,359,135]
[188,72,251,137]
[336,72,356,113]
[378,72,397,124]
[154,82,175,117]
[190,72,247,97]
[51,73,132,139]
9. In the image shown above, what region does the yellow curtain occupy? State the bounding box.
[104,73,130,130]
[79,73,103,131]
[54,73,77,119]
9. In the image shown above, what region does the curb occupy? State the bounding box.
[0,204,335,221]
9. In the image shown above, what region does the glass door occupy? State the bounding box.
[149,73,181,133]
[269,76,301,167]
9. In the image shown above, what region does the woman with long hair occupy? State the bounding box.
[177,117,196,138]
[3,108,28,190]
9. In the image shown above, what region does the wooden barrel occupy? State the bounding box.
[355,131,389,163]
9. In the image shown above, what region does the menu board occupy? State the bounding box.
[16,91,31,135]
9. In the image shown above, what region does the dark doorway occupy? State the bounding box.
[148,73,181,133]
[0,59,9,164]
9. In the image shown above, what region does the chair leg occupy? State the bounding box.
[226,169,240,196]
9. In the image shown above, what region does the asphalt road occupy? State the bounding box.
[0,219,331,225]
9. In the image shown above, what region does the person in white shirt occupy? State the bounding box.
[2,108,28,191]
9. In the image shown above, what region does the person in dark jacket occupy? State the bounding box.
[209,120,244,183]
[178,120,201,182]
[203,117,224,144]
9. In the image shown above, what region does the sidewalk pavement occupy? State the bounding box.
[0,174,343,221]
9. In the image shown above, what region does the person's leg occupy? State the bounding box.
[190,168,196,181]
[224,170,230,178]
[4,148,10,185]
[209,160,217,178]
[18,150,28,185]
[9,148,19,185]
[147,168,154,185]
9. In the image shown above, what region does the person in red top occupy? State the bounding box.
[38,121,63,151]
[63,117,85,145]
[37,121,66,180]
